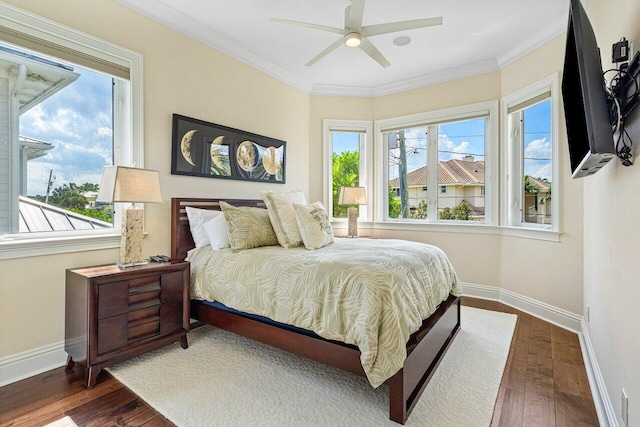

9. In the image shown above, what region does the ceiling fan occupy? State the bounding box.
[270,0,443,68]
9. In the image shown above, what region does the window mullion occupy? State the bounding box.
[426,125,438,221]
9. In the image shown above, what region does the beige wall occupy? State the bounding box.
[0,0,310,357]
[499,36,584,315]
[585,1,640,425]
[309,41,583,313]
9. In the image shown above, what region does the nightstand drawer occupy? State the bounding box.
[98,313,128,354]
[128,306,160,343]
[130,275,161,294]
[160,300,184,334]
[129,290,160,311]
[98,281,129,319]
[161,271,184,302]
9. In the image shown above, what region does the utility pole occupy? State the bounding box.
[45,169,55,204]
[398,130,410,218]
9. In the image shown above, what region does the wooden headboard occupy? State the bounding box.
[171,197,266,261]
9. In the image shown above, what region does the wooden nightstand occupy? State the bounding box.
[65,261,190,388]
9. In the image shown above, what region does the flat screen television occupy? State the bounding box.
[562,0,615,178]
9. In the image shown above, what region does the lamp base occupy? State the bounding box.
[346,206,359,238]
[119,207,144,266]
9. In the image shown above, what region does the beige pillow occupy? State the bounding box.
[292,202,334,250]
[219,201,279,251]
[260,189,307,248]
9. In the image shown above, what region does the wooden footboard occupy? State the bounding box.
[191,295,460,424]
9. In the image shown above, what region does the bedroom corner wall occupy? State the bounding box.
[499,35,585,316]
[0,0,310,362]
[583,1,640,425]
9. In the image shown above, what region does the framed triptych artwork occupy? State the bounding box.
[171,114,286,183]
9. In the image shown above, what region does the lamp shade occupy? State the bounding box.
[339,186,367,205]
[96,166,163,203]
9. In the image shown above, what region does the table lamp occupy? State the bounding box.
[338,186,366,238]
[96,166,163,267]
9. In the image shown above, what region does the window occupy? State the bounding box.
[502,75,558,230]
[323,120,372,220]
[376,101,498,224]
[0,4,142,255]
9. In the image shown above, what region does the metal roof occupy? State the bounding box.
[18,196,112,233]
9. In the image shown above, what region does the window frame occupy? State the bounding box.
[0,3,143,259]
[501,74,559,233]
[374,101,499,224]
[322,119,373,222]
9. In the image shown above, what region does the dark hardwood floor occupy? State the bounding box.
[0,297,598,426]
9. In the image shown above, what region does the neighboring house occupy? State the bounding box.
[82,191,99,208]
[389,156,486,219]
[523,175,552,225]
[389,157,552,223]
[18,196,111,232]
[0,45,79,234]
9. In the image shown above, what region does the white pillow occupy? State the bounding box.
[185,206,224,248]
[260,189,307,248]
[203,214,230,250]
[292,201,334,250]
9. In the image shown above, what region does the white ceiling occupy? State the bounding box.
[113,0,570,97]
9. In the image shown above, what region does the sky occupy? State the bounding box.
[20,66,113,196]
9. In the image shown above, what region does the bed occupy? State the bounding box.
[171,197,461,424]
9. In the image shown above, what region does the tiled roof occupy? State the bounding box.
[389,159,485,187]
[19,196,112,232]
[527,176,551,192]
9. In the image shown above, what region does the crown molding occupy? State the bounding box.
[496,12,568,69]
[111,0,313,94]
[114,0,567,98]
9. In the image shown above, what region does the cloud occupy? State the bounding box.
[20,66,113,196]
[524,137,551,160]
[438,134,471,160]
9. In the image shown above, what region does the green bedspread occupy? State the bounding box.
[187,238,461,387]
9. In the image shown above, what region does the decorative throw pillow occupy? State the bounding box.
[185,206,224,248]
[203,214,230,250]
[292,202,334,250]
[260,189,307,248]
[219,201,279,251]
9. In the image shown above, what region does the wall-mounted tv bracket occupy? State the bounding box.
[606,43,639,166]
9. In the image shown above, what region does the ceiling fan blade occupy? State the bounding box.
[269,18,344,35]
[345,0,366,31]
[305,38,345,67]
[359,38,390,68]
[362,17,443,38]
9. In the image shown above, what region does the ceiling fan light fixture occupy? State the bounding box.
[344,31,362,47]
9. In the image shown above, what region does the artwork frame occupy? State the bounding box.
[171,114,286,184]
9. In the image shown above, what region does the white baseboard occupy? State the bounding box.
[462,281,614,427]
[579,319,618,427]
[0,340,67,387]
[461,282,582,332]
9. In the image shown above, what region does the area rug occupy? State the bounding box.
[108,306,516,427]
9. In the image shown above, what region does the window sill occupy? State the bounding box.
[364,221,561,242]
[0,233,121,260]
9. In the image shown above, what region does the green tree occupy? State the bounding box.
[439,201,471,220]
[332,151,360,217]
[78,182,99,192]
[69,208,113,223]
[49,183,88,210]
[411,199,428,219]
[388,185,401,218]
